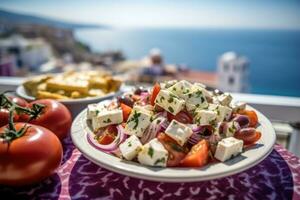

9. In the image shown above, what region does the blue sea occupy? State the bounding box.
[75,28,300,97]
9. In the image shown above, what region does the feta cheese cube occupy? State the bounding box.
[191,83,212,100]
[214,137,243,162]
[167,80,193,98]
[208,104,232,122]
[216,93,233,106]
[161,80,178,89]
[185,88,209,112]
[92,109,123,130]
[119,135,143,160]
[223,121,240,137]
[194,109,217,125]
[87,104,100,120]
[137,138,168,167]
[165,120,193,146]
[155,90,185,115]
[133,105,153,116]
[125,106,152,137]
[231,101,247,113]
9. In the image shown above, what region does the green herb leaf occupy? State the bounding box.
[148,147,154,158]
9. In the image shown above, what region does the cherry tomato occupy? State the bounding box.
[0,123,63,186]
[238,110,258,127]
[234,128,261,146]
[29,99,72,140]
[167,111,193,124]
[120,103,132,122]
[180,139,209,167]
[150,83,161,106]
[157,133,187,167]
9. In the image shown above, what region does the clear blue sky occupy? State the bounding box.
[1,0,300,29]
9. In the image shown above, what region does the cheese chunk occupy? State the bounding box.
[167,80,193,98]
[208,104,232,122]
[155,90,185,115]
[185,88,209,112]
[194,109,217,125]
[125,106,152,137]
[119,135,143,160]
[86,102,107,120]
[87,104,100,120]
[223,121,240,137]
[214,137,243,162]
[137,138,168,167]
[191,83,212,100]
[165,120,193,146]
[92,109,123,130]
[161,80,178,89]
[216,93,233,106]
[230,101,246,113]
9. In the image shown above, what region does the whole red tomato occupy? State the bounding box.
[0,96,29,127]
[29,99,72,140]
[0,123,63,186]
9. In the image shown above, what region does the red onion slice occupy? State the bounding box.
[140,117,167,144]
[87,125,128,153]
[233,114,250,128]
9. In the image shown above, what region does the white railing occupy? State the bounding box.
[1,76,299,156]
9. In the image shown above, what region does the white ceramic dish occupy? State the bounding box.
[71,100,276,182]
[16,85,124,118]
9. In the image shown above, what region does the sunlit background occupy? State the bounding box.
[1,0,300,96]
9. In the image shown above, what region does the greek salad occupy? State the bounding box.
[86,80,261,168]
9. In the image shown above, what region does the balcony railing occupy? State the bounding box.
[1,76,299,156]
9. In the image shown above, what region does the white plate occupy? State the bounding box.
[71,101,276,182]
[16,85,124,117]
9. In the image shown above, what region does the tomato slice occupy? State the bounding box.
[98,125,117,145]
[234,129,261,146]
[238,110,258,127]
[98,134,115,145]
[180,139,209,167]
[157,133,187,167]
[167,111,193,124]
[120,103,132,122]
[150,83,161,106]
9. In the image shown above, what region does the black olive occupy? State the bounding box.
[134,87,147,95]
[117,96,134,107]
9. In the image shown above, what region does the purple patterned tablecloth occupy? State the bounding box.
[1,136,300,200]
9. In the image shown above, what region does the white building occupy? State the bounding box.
[217,51,249,93]
[0,34,53,71]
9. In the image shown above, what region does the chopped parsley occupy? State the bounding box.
[95,110,100,115]
[195,90,203,98]
[168,97,174,103]
[128,141,132,147]
[160,96,165,103]
[103,118,112,123]
[168,106,174,113]
[156,119,161,124]
[172,87,177,91]
[200,96,205,103]
[154,157,166,165]
[148,147,154,158]
[128,111,141,129]
[188,93,192,98]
